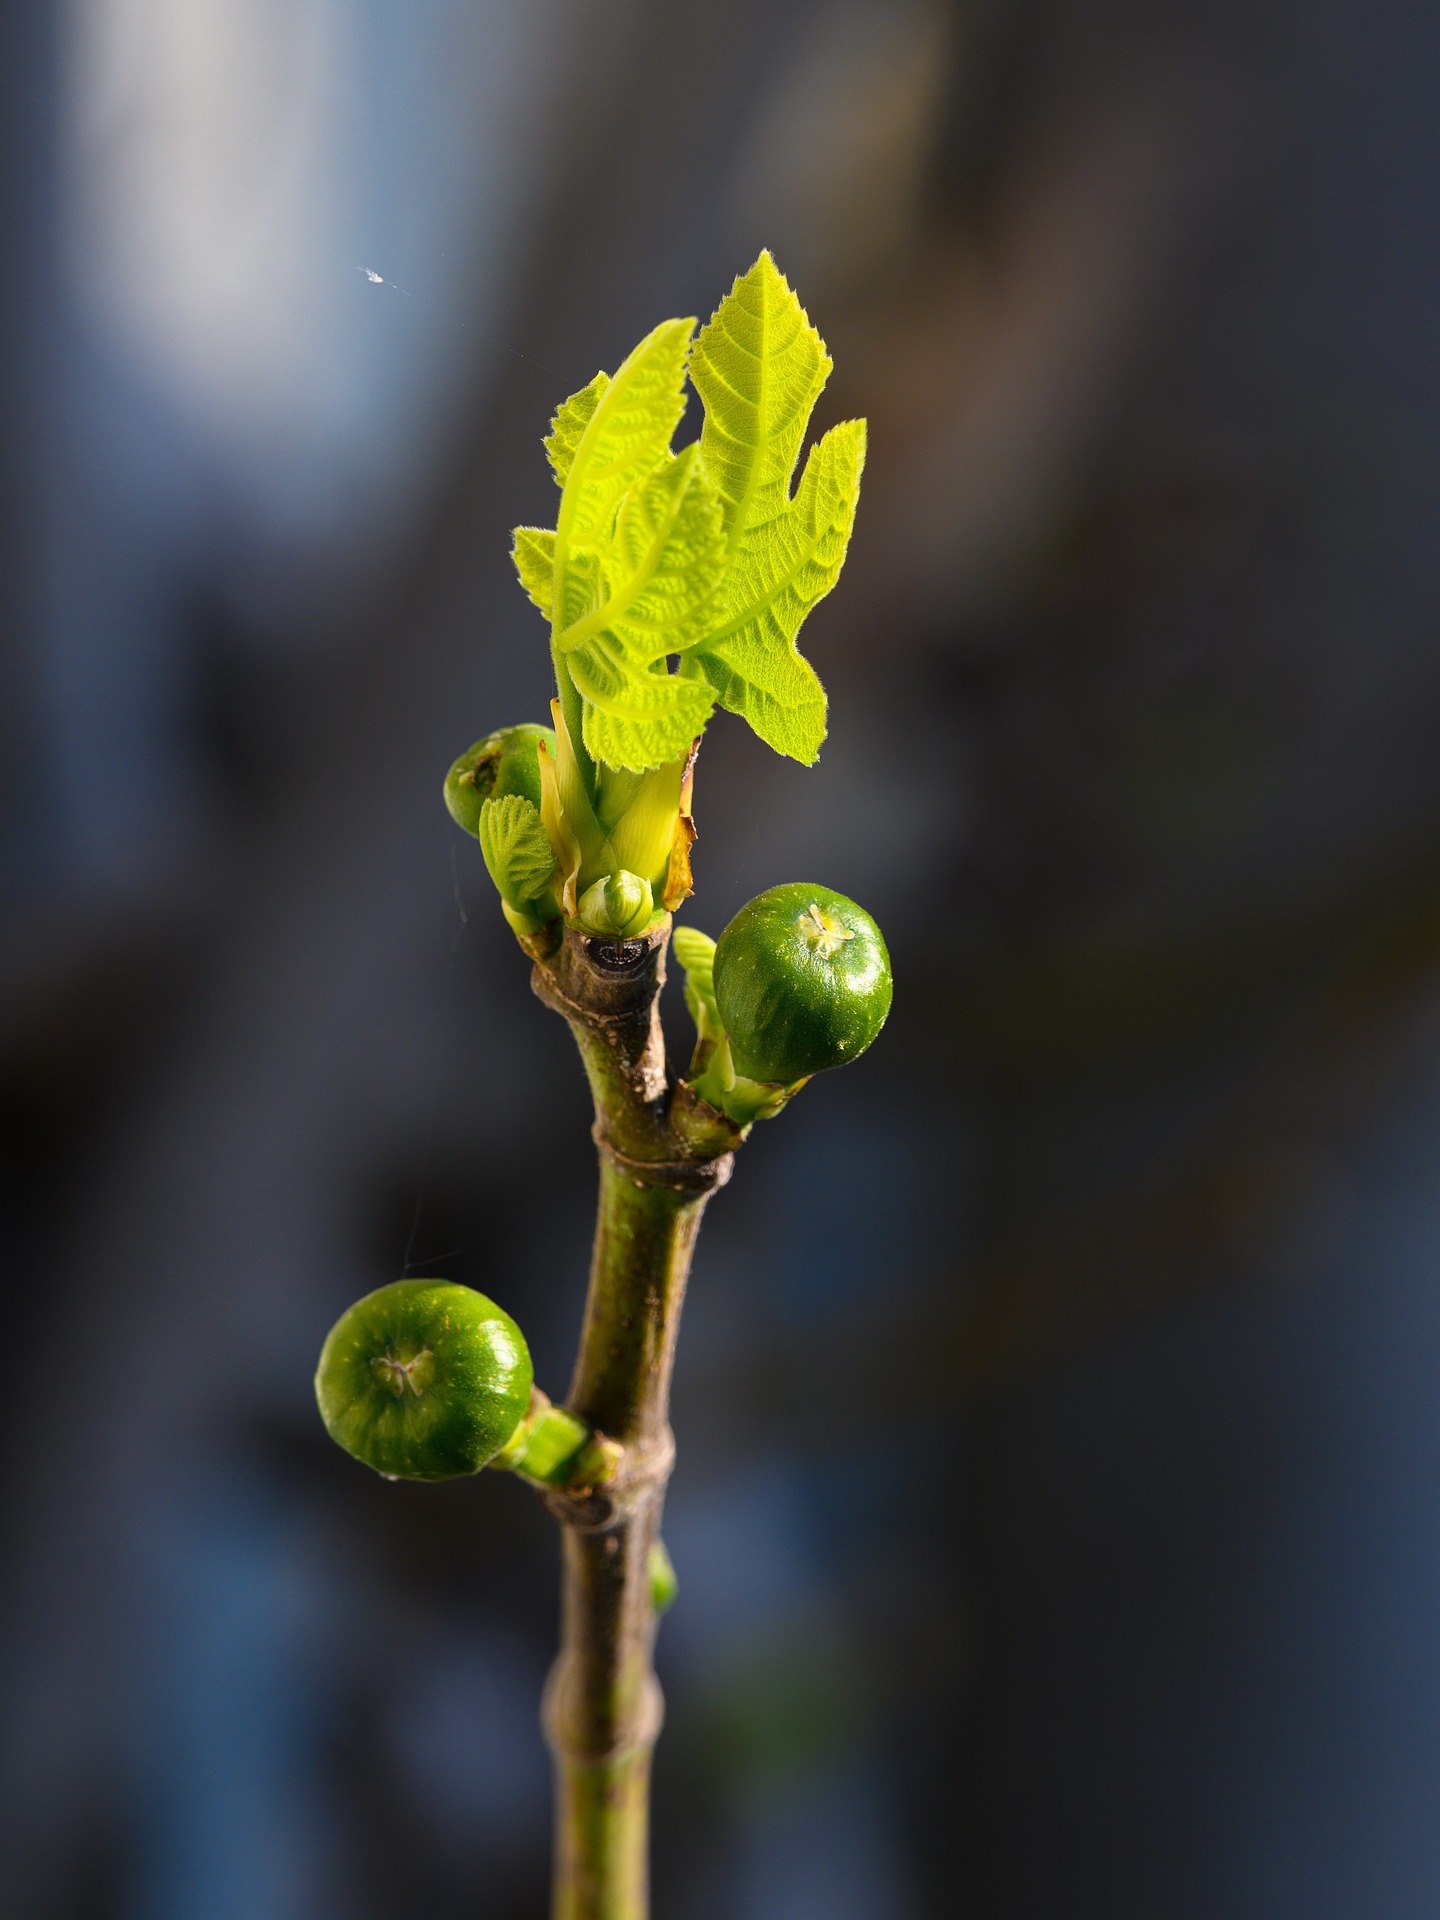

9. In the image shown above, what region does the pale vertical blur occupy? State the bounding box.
[63,0,554,531]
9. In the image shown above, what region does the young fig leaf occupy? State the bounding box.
[672,925,724,1048]
[560,446,725,771]
[512,526,556,619]
[507,263,863,795]
[671,923,717,988]
[574,667,713,776]
[545,370,610,487]
[478,794,559,916]
[690,254,866,764]
[694,250,832,544]
[541,318,721,773]
[553,317,693,565]
[696,422,865,765]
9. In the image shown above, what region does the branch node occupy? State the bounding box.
[592,1125,733,1195]
[539,1428,676,1533]
[542,1663,665,1765]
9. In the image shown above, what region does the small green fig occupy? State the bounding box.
[444,724,554,838]
[315,1279,533,1481]
[712,883,892,1085]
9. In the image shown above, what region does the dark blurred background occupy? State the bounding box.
[5,0,1440,1914]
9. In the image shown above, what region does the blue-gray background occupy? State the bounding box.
[5,1,1440,1915]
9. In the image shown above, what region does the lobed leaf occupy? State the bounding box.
[688,254,865,765]
[692,251,832,544]
[545,372,609,487]
[691,418,865,764]
[554,318,693,555]
[559,448,725,656]
[572,658,714,774]
[560,446,726,771]
[510,264,863,782]
[514,528,603,635]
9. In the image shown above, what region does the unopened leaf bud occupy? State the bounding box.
[575,869,654,938]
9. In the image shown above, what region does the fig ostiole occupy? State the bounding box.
[315,1279,534,1482]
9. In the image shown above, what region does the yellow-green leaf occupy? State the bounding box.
[545,371,610,487]
[692,418,865,764]
[693,251,832,543]
[477,794,558,912]
[689,254,865,764]
[560,446,725,771]
[557,446,726,659]
[511,526,555,618]
[573,655,715,773]
[554,318,693,559]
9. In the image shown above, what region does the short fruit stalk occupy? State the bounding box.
[314,254,889,1920]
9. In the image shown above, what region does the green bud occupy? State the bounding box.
[539,700,697,920]
[649,1539,679,1614]
[712,883,892,1085]
[444,724,554,838]
[315,1279,533,1481]
[575,869,654,938]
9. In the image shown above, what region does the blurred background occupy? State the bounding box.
[4,0,1440,1914]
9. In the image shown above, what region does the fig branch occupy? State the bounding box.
[531,923,734,1918]
[312,255,890,1920]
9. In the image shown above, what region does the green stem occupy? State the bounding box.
[552,1744,651,1920]
[532,924,736,1920]
[554,651,598,803]
[494,1394,611,1488]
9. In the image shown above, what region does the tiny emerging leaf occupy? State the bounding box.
[512,527,556,619]
[478,794,558,914]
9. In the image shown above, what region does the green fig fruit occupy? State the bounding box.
[712,884,892,1085]
[315,1279,533,1481]
[444,724,554,838]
